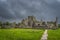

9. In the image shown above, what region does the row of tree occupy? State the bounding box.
[0,21,17,29]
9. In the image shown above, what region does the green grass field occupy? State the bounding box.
[0,29,44,40]
[48,29,60,40]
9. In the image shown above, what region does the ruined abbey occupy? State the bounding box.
[19,16,58,29]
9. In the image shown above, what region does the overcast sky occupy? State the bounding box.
[0,0,60,23]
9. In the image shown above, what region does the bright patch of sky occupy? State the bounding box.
[0,0,7,2]
[57,0,60,2]
[20,10,26,15]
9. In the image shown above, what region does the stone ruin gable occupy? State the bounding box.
[28,16,36,21]
[27,16,37,28]
[20,18,28,28]
[22,18,28,26]
[20,16,37,28]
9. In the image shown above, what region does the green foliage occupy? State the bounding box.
[0,29,44,40]
[5,22,10,26]
[58,24,60,28]
[0,21,3,29]
[0,21,2,26]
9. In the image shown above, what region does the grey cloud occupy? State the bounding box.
[0,4,14,19]
[0,0,60,23]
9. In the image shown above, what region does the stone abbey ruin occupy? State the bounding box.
[0,16,58,29]
[19,16,58,29]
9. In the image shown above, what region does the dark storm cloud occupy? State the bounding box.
[0,0,60,23]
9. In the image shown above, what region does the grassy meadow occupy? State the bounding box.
[0,29,44,40]
[48,29,60,40]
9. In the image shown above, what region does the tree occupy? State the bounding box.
[58,24,60,28]
[0,21,2,28]
[1,22,10,29]
[5,22,10,26]
[0,21,2,26]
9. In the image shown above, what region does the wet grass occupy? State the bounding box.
[48,29,60,40]
[0,29,44,40]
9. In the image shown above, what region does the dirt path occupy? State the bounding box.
[40,30,48,40]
